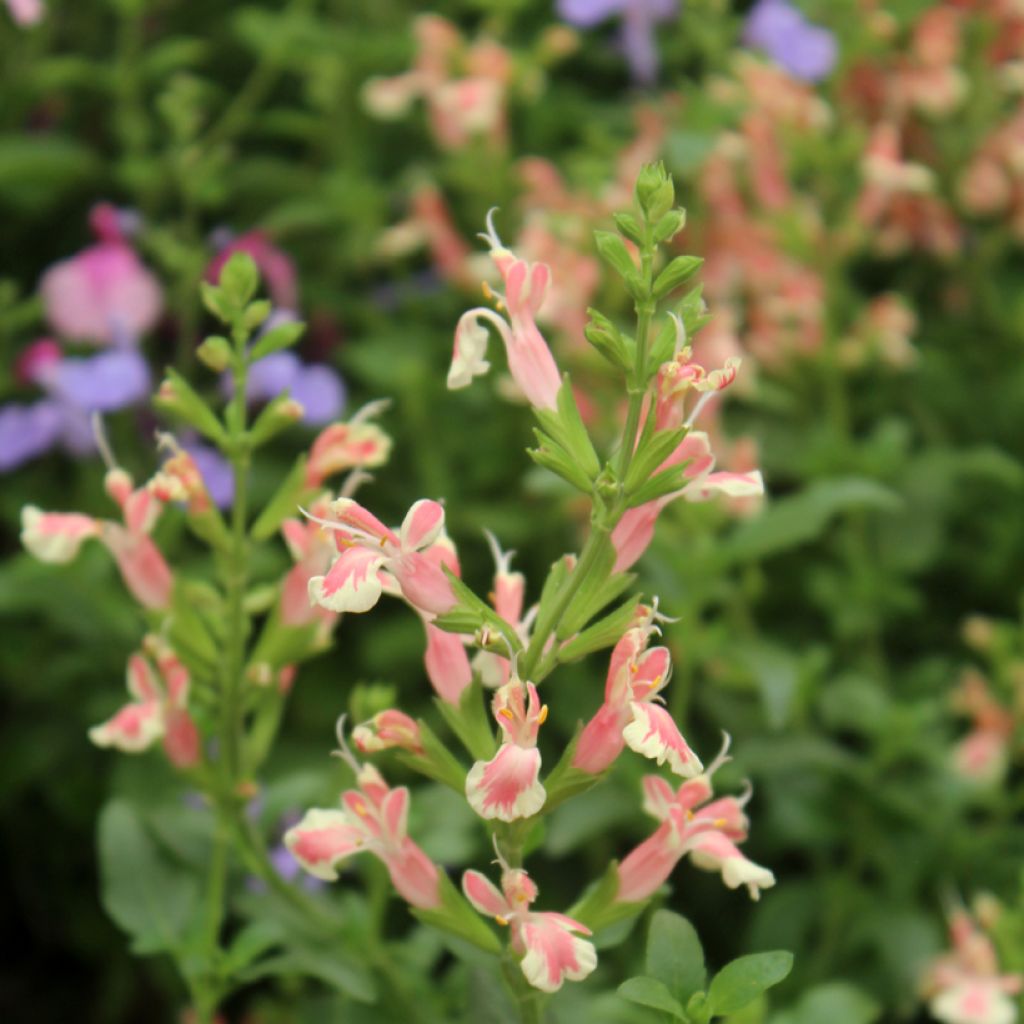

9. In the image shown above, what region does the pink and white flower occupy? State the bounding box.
[352,710,424,756]
[22,464,173,610]
[922,909,1022,1024]
[305,401,393,489]
[462,863,597,993]
[306,498,456,617]
[473,531,531,688]
[89,640,199,768]
[286,755,440,910]
[573,621,702,777]
[466,678,548,821]
[615,742,775,903]
[449,210,562,412]
[611,430,764,572]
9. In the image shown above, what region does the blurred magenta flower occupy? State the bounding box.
[39,204,163,346]
[556,0,678,84]
[743,0,837,82]
[0,339,150,471]
[206,230,299,311]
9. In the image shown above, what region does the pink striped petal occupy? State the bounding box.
[610,499,668,573]
[686,831,776,900]
[122,487,161,535]
[640,774,678,821]
[391,550,456,616]
[465,743,545,821]
[381,837,441,910]
[308,545,386,613]
[126,653,160,703]
[400,499,445,552]
[380,786,410,844]
[687,469,765,501]
[329,498,398,546]
[306,421,392,487]
[20,506,99,563]
[284,809,367,881]
[614,820,684,904]
[89,700,164,753]
[623,702,703,777]
[162,708,200,768]
[423,623,473,704]
[517,914,598,993]
[462,869,512,919]
[101,526,173,609]
[572,702,628,775]
[696,796,749,841]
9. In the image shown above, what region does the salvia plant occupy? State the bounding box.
[18,164,796,1023]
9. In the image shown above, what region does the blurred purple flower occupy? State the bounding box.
[557,0,678,84]
[743,0,837,82]
[180,436,235,510]
[0,340,150,472]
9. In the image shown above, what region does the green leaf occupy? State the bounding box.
[707,951,793,1015]
[155,368,229,447]
[97,800,199,955]
[653,256,704,299]
[559,564,634,639]
[249,319,305,362]
[220,921,283,976]
[584,308,634,371]
[647,910,706,1004]
[239,950,376,1002]
[774,982,881,1024]
[196,335,232,372]
[618,976,686,1018]
[218,250,260,308]
[723,478,902,562]
[528,429,595,493]
[625,426,688,495]
[613,212,644,244]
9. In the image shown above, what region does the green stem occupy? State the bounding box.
[202,818,230,952]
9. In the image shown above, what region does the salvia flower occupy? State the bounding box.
[285,746,441,910]
[472,531,531,688]
[22,459,173,610]
[306,498,456,616]
[0,339,151,472]
[463,860,597,992]
[449,209,562,412]
[743,0,837,83]
[466,677,548,821]
[39,203,163,346]
[556,0,679,85]
[305,400,393,488]
[89,639,199,768]
[615,742,775,903]
[352,709,424,756]
[573,621,702,777]
[921,908,1022,1024]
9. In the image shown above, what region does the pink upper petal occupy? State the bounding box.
[101,526,173,609]
[622,702,704,777]
[423,622,473,704]
[463,869,513,919]
[391,550,456,616]
[309,545,386,613]
[615,820,683,904]
[284,809,367,881]
[381,837,441,910]
[641,774,678,820]
[380,786,410,844]
[572,702,629,775]
[400,499,445,552]
[126,653,161,703]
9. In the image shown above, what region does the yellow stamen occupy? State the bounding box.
[495,915,509,926]
[498,707,515,721]
[713,817,728,828]
[352,799,368,817]
[537,705,549,725]
[686,809,694,821]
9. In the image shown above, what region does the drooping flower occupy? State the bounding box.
[306,498,456,617]
[89,639,199,768]
[463,861,596,992]
[573,621,702,777]
[556,0,679,85]
[22,460,173,610]
[0,339,151,472]
[466,678,547,821]
[449,210,562,412]
[352,710,424,756]
[743,0,837,83]
[39,203,163,346]
[304,399,393,488]
[279,494,342,633]
[921,907,1022,1024]
[615,742,775,903]
[285,746,441,910]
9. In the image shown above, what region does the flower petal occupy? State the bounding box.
[309,545,386,613]
[462,869,512,919]
[284,808,367,881]
[448,309,497,389]
[400,499,445,552]
[89,700,164,753]
[466,743,546,821]
[623,702,703,777]
[686,830,776,900]
[21,506,99,563]
[518,913,598,993]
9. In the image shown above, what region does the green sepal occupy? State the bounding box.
[532,375,600,482]
[196,334,232,372]
[678,284,711,337]
[625,425,688,495]
[534,553,573,635]
[218,250,260,309]
[166,579,223,673]
[248,600,324,672]
[594,229,638,281]
[155,368,229,447]
[248,392,304,447]
[250,456,312,541]
[397,718,468,793]
[584,308,634,371]
[542,725,601,813]
[635,162,675,222]
[612,211,644,244]
[249,319,305,363]
[648,314,681,369]
[528,430,594,493]
[626,462,692,508]
[653,209,686,243]
[653,255,703,300]
[558,595,641,663]
[569,861,646,933]
[411,871,502,954]
[435,567,522,656]
[433,680,496,763]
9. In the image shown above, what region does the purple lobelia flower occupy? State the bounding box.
[743,0,837,83]
[0,340,151,472]
[556,0,679,85]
